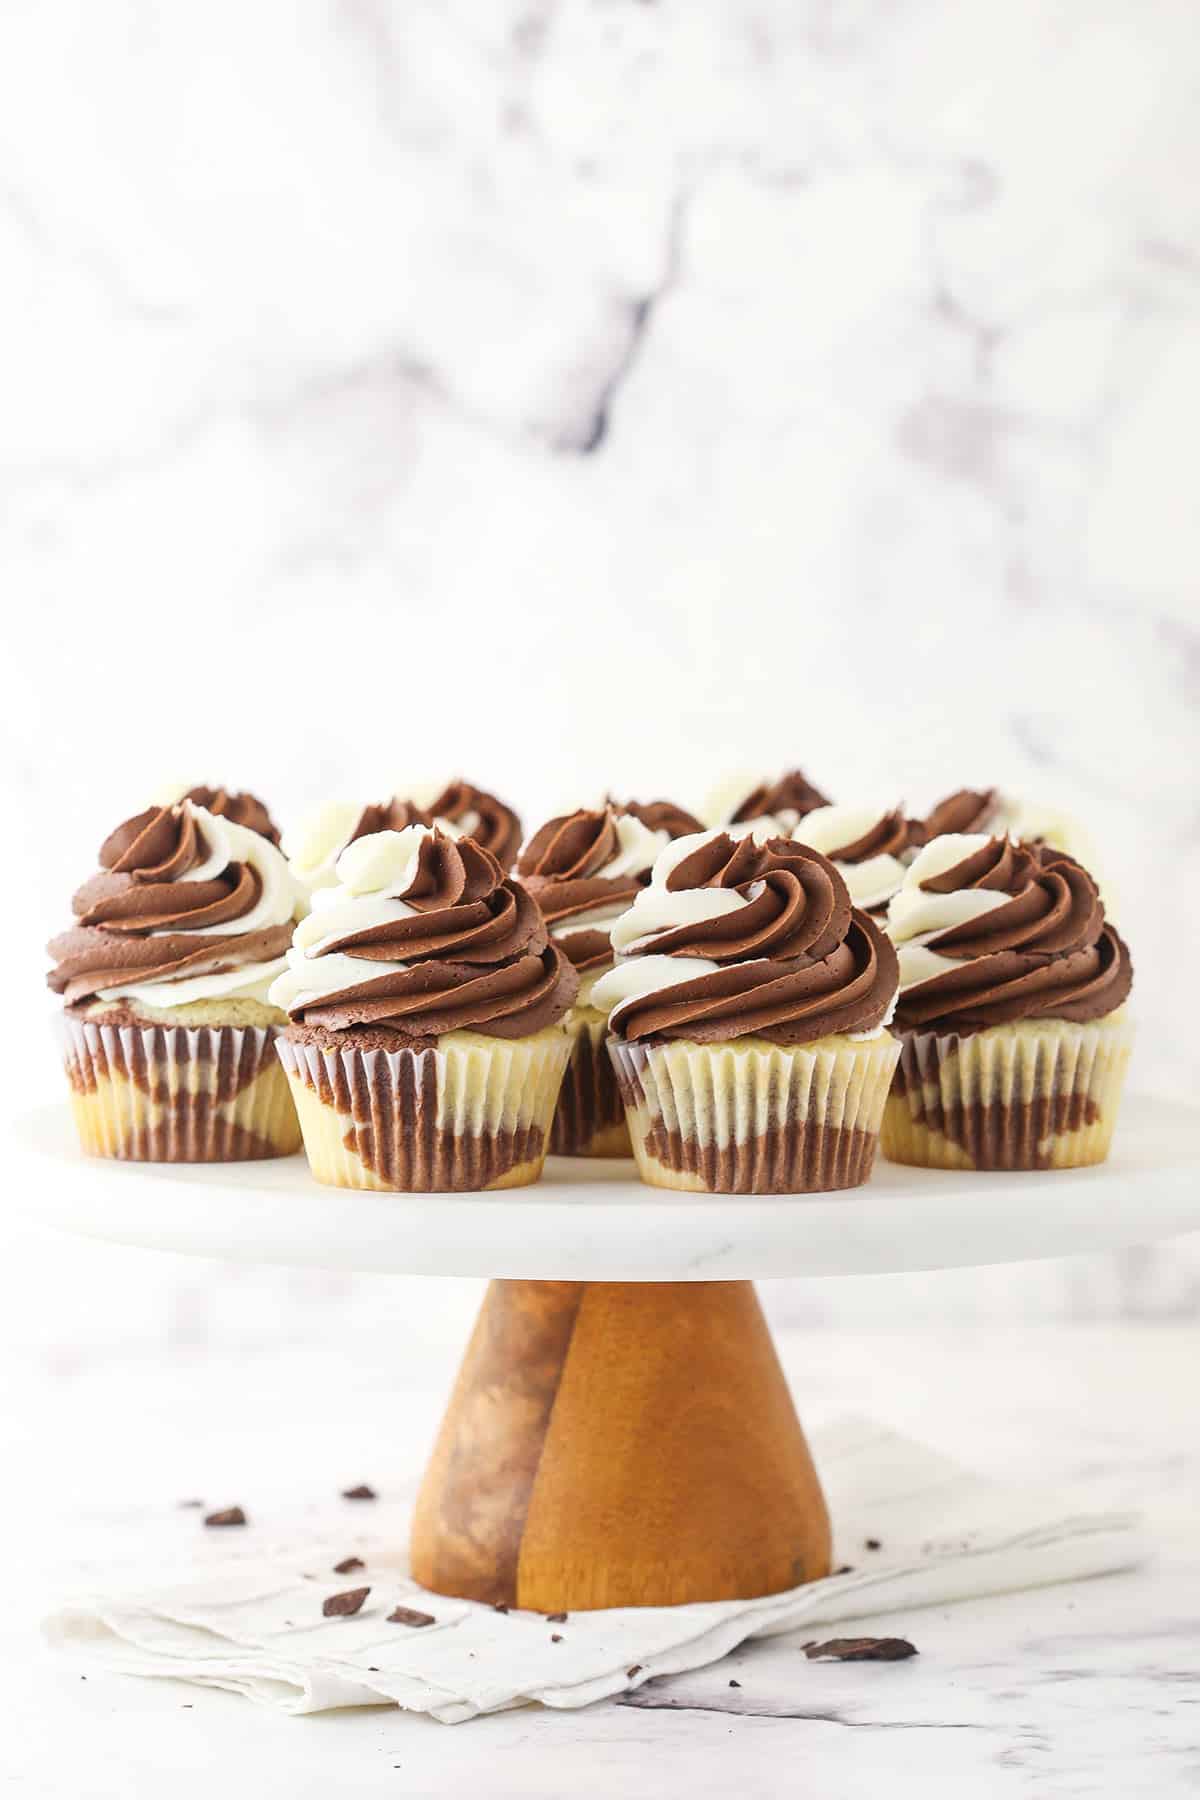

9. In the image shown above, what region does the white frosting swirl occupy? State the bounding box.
[283,798,466,891]
[790,804,909,911]
[269,826,432,1014]
[885,834,1009,995]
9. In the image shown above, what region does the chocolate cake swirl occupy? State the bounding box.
[592,831,898,1046]
[517,801,700,976]
[271,826,577,1042]
[887,835,1132,1034]
[47,801,301,1007]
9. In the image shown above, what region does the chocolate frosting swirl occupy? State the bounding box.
[891,838,1132,1033]
[812,808,915,863]
[277,830,576,1040]
[729,769,831,825]
[178,785,281,846]
[47,803,296,1006]
[418,780,522,870]
[913,788,1002,845]
[518,800,701,974]
[604,834,898,1046]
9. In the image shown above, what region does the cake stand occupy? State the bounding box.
[16,1094,1200,1614]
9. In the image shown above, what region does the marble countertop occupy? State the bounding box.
[4,1309,1196,1796]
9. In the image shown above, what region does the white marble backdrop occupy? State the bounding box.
[3,0,1198,1358]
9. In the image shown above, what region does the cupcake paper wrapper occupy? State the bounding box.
[59,1016,301,1163]
[881,1014,1134,1172]
[550,1007,633,1158]
[276,1027,571,1192]
[607,1034,901,1194]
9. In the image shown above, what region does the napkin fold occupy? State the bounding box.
[46,1416,1144,1724]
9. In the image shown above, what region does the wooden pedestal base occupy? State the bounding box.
[410,1280,831,1611]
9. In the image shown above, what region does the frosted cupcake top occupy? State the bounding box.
[284,780,522,889]
[705,767,831,842]
[886,834,1132,1034]
[790,804,917,914]
[47,800,305,1010]
[517,799,703,978]
[155,782,282,846]
[589,830,898,1045]
[270,825,577,1043]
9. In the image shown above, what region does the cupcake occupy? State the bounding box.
[270,826,577,1191]
[590,831,900,1193]
[790,804,916,916]
[516,799,703,1156]
[705,769,831,841]
[882,834,1133,1170]
[284,778,522,891]
[47,799,306,1161]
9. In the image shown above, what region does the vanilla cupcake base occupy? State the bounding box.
[881,1014,1134,1172]
[61,1015,301,1162]
[277,1025,571,1192]
[607,1033,901,1194]
[551,1006,633,1158]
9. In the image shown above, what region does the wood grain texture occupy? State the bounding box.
[410,1280,831,1611]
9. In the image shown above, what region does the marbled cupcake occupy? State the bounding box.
[882,835,1133,1171]
[270,826,577,1191]
[517,798,703,1156]
[47,800,306,1161]
[590,831,900,1194]
[791,804,916,916]
[705,768,831,842]
[285,779,522,891]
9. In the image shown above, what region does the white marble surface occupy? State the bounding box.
[3,1,1199,1336]
[4,1314,1197,1796]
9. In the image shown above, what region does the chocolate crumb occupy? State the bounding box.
[203,1507,246,1528]
[323,1587,370,1618]
[627,1665,642,1678]
[729,1679,741,1688]
[804,1637,917,1662]
[388,1606,436,1628]
[342,1484,376,1501]
[334,1556,365,1575]
[834,1564,854,1575]
[551,1633,564,1644]
[493,1603,510,1614]
[545,1611,568,1623]
[865,1537,882,1551]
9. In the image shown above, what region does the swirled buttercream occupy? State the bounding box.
[886,834,1132,1032]
[47,802,305,1009]
[517,800,699,976]
[705,768,831,843]
[270,826,577,1042]
[590,830,898,1045]
[155,782,282,846]
[791,804,916,912]
[284,780,522,889]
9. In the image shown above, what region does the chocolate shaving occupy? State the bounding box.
[729,1678,741,1688]
[804,1637,917,1662]
[545,1611,568,1623]
[388,1606,436,1628]
[834,1564,855,1575]
[550,1633,564,1644]
[865,1537,882,1551]
[203,1507,246,1528]
[323,1587,370,1618]
[342,1483,376,1500]
[627,1665,642,1678]
[333,1556,365,1574]
[493,1603,510,1614]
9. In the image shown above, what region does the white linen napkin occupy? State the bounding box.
[46,1416,1144,1725]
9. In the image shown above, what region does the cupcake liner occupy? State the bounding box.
[276,1026,571,1192]
[607,1033,901,1194]
[59,1015,301,1163]
[550,1006,633,1158]
[881,1014,1134,1171]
